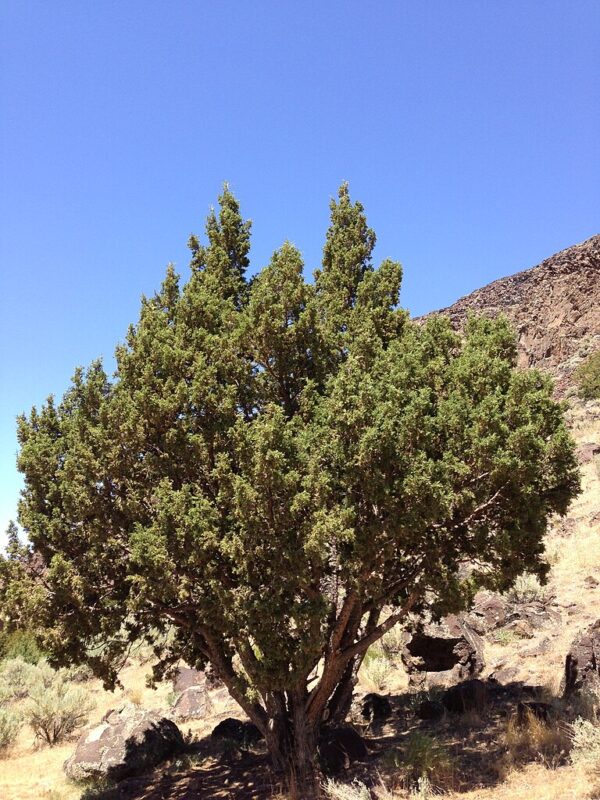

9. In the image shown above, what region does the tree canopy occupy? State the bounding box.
[4,184,580,795]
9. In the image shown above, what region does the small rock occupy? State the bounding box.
[584,576,599,589]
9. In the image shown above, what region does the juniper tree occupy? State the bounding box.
[8,184,579,796]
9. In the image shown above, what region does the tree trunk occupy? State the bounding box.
[327,654,363,724]
[265,697,322,800]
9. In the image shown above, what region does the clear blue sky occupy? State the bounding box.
[1,1,599,540]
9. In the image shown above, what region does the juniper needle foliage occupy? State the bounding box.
[7,184,579,795]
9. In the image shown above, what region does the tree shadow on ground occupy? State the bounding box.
[80,680,571,799]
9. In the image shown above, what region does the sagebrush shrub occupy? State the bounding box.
[506,573,547,604]
[0,707,21,754]
[25,672,95,745]
[359,654,392,692]
[323,779,371,800]
[0,657,40,700]
[571,717,600,767]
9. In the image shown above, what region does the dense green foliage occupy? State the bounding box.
[1,185,580,792]
[575,350,600,400]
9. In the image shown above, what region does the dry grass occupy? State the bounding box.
[445,762,593,800]
[502,709,570,770]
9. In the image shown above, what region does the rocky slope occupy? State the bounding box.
[427,234,600,393]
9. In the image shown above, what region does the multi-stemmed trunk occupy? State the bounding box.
[265,708,321,800]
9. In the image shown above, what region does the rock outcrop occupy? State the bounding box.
[564,620,600,697]
[401,614,485,686]
[424,234,600,393]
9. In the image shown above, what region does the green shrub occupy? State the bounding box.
[0,707,21,754]
[506,573,546,604]
[0,629,43,664]
[0,657,40,700]
[575,350,600,400]
[385,732,454,790]
[25,671,95,745]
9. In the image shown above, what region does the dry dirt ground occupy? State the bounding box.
[1,397,598,800]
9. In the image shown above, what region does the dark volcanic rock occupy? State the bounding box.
[361,693,392,723]
[64,705,184,781]
[466,592,509,634]
[423,235,600,392]
[401,614,485,685]
[211,717,263,745]
[564,620,600,697]
[318,727,367,774]
[442,679,487,714]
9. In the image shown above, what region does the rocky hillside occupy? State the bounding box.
[427,234,600,392]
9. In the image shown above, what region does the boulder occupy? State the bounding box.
[360,693,392,724]
[442,679,487,714]
[211,717,263,746]
[564,620,600,697]
[173,666,205,693]
[171,685,212,721]
[318,727,367,774]
[64,705,184,781]
[401,615,485,686]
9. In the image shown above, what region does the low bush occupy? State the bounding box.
[323,779,371,800]
[0,657,40,700]
[0,629,43,664]
[571,717,600,768]
[506,573,547,604]
[0,707,21,754]
[575,350,600,400]
[359,654,392,692]
[25,671,95,745]
[383,731,454,791]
